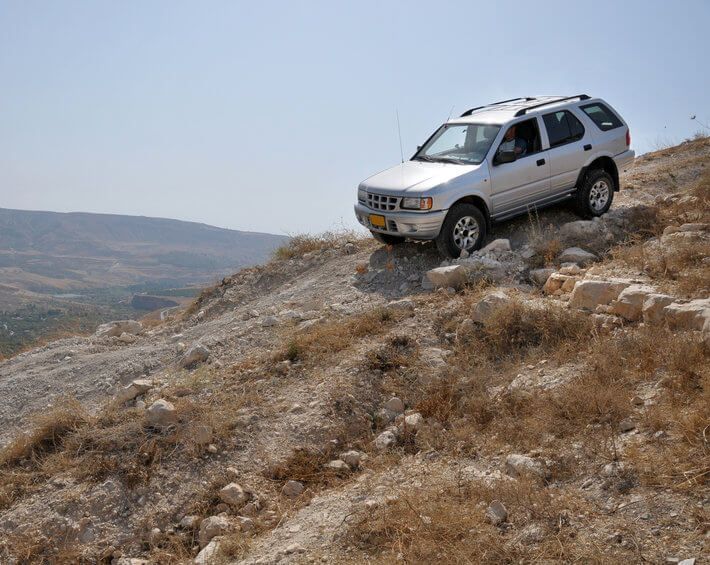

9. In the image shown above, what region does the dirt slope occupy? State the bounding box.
[0,137,708,564]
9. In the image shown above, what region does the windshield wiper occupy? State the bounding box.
[414,155,436,162]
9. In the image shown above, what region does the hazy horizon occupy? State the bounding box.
[2,0,708,235]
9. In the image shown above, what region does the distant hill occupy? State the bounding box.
[0,208,288,292]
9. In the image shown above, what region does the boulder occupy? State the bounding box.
[505,454,547,479]
[642,293,676,325]
[559,220,605,242]
[95,320,143,338]
[481,239,511,253]
[146,399,178,427]
[471,291,510,324]
[340,450,363,468]
[486,500,508,525]
[569,279,632,311]
[425,265,468,289]
[529,268,555,287]
[115,378,153,403]
[219,483,250,506]
[461,256,507,282]
[608,284,656,321]
[374,430,397,450]
[543,273,576,294]
[181,345,210,368]
[558,247,597,266]
[662,299,710,331]
[194,539,221,565]
[199,515,230,547]
[402,412,424,432]
[281,480,304,498]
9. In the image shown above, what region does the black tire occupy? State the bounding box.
[574,169,614,218]
[370,231,405,245]
[435,203,487,258]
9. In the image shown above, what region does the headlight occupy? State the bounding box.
[401,197,433,210]
[357,188,366,202]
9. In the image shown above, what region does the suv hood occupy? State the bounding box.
[360,160,480,194]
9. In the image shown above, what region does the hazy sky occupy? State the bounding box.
[1,1,708,235]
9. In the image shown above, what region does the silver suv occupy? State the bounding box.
[354,95,634,257]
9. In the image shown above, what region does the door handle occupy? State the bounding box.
[584,144,592,151]
[536,158,545,166]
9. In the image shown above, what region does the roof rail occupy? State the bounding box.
[514,94,590,117]
[459,97,536,117]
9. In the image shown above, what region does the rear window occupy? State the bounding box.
[581,103,623,131]
[542,110,585,148]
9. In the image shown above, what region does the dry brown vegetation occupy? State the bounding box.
[272,231,363,261]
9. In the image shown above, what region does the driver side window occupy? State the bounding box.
[495,118,542,162]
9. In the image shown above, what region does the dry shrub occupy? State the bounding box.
[273,306,401,365]
[469,300,592,361]
[272,231,361,261]
[526,210,562,266]
[366,335,415,372]
[267,443,347,489]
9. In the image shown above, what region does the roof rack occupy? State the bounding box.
[514,94,590,117]
[459,97,536,117]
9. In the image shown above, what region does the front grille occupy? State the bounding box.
[366,192,398,211]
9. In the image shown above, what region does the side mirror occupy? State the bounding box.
[416,145,422,151]
[495,149,516,165]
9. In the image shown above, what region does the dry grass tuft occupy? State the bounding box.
[272,231,362,261]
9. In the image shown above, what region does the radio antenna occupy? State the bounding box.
[446,105,454,121]
[396,109,404,163]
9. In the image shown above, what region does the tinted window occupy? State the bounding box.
[581,103,623,131]
[543,110,585,148]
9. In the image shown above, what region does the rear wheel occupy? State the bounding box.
[574,169,614,218]
[370,231,405,245]
[435,203,487,258]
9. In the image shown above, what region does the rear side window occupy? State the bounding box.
[580,103,623,131]
[542,110,585,148]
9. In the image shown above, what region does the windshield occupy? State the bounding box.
[414,123,500,165]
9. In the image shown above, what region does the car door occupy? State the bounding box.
[542,109,589,195]
[488,117,550,216]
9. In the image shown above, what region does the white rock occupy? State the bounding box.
[569,279,632,311]
[481,238,511,253]
[146,399,177,427]
[472,291,510,324]
[194,538,221,564]
[340,450,363,468]
[179,515,201,529]
[543,273,577,294]
[281,480,304,498]
[426,265,468,289]
[558,247,597,265]
[403,412,424,432]
[95,320,143,338]
[116,378,153,403]
[325,459,350,472]
[374,430,397,450]
[505,454,546,479]
[199,515,230,547]
[384,397,405,414]
[642,293,676,325]
[609,284,656,321]
[486,500,508,525]
[219,483,250,506]
[181,344,210,368]
[662,299,710,331]
[461,256,507,282]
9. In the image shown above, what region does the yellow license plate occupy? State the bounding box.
[369,214,386,228]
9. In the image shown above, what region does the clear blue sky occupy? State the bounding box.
[1,0,708,235]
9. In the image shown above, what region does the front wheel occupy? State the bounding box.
[435,204,487,258]
[370,231,405,245]
[574,169,614,218]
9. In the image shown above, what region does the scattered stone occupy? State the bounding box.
[403,412,424,432]
[662,298,710,331]
[95,320,143,338]
[619,419,636,433]
[387,298,415,311]
[146,399,178,427]
[340,450,363,468]
[384,397,405,414]
[472,291,510,324]
[486,500,508,525]
[194,539,220,565]
[207,444,218,454]
[325,459,350,473]
[425,265,468,289]
[505,454,546,479]
[219,483,250,506]
[642,293,676,325]
[181,344,210,368]
[481,238,511,253]
[261,316,278,327]
[179,515,201,529]
[559,220,605,242]
[529,268,555,286]
[609,284,656,321]
[558,247,597,265]
[374,430,397,450]
[116,378,153,403]
[631,395,645,406]
[543,273,577,294]
[198,515,230,547]
[281,480,304,498]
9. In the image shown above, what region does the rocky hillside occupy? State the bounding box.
[0,137,708,564]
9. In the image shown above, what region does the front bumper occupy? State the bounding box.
[354,202,447,239]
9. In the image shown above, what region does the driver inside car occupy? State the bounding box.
[499,124,527,157]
